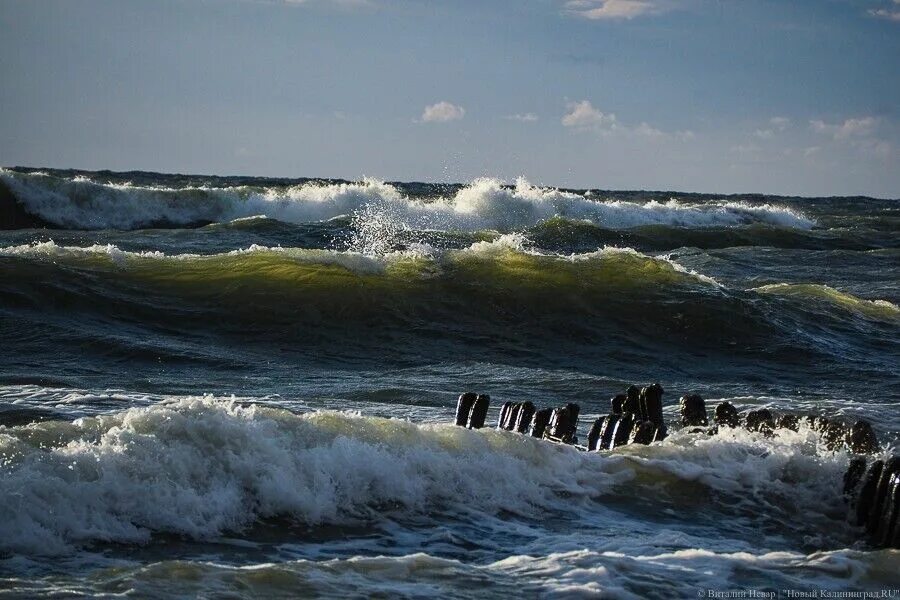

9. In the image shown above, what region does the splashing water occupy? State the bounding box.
[347,198,412,255]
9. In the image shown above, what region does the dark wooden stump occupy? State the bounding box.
[623,385,641,415]
[455,392,477,427]
[745,409,774,434]
[599,414,620,450]
[874,472,900,547]
[846,420,878,454]
[514,401,535,434]
[715,402,740,428]
[844,457,867,496]
[612,412,636,448]
[775,413,799,431]
[679,394,707,427]
[468,394,490,429]
[530,408,552,438]
[629,421,657,445]
[855,460,884,526]
[867,457,900,534]
[505,403,523,431]
[587,417,606,451]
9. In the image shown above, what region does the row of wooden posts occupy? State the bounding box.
[454,384,669,449]
[452,385,898,549]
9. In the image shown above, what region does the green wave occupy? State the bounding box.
[752,283,899,322]
[3,240,894,365]
[0,239,719,294]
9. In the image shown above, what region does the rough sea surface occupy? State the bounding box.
[0,167,898,598]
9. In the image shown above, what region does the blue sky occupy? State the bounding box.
[1,0,898,196]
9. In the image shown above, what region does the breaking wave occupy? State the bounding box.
[0,396,613,554]
[1,169,815,231]
[0,396,859,556]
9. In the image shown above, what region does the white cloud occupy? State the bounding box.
[635,122,694,140]
[634,122,665,137]
[835,117,877,139]
[809,120,827,134]
[754,117,791,139]
[868,8,900,21]
[807,116,893,161]
[564,0,667,20]
[420,101,465,123]
[562,101,693,143]
[562,100,618,131]
[864,0,900,21]
[770,117,791,129]
[504,113,539,122]
[810,116,877,140]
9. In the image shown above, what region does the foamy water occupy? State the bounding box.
[1,167,897,598]
[1,169,815,231]
[1,393,896,598]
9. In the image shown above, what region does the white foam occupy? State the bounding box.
[489,546,883,598]
[2,169,816,231]
[0,240,161,267]
[2,546,885,598]
[0,397,625,555]
[0,240,391,274]
[0,395,869,558]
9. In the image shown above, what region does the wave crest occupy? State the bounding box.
[0,239,720,289]
[752,283,900,321]
[1,169,815,231]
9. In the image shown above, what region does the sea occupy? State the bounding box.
[0,166,898,598]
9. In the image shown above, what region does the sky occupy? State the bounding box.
[1,0,898,197]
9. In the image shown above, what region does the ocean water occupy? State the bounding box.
[0,166,898,598]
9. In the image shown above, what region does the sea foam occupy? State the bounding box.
[0,396,860,556]
[1,170,816,231]
[0,397,615,554]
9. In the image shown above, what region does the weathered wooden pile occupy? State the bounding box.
[844,456,900,548]
[452,385,898,549]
